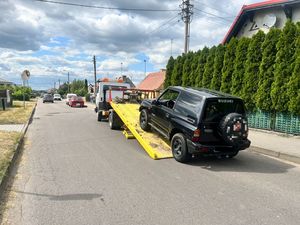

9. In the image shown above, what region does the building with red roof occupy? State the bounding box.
[223,0,300,43]
[137,69,166,97]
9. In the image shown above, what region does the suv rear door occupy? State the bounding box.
[200,98,246,143]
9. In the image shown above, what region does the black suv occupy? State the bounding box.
[139,87,251,163]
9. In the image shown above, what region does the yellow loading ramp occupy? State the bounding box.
[110,102,172,159]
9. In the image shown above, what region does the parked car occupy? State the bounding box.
[53,93,62,101]
[43,94,54,103]
[139,87,251,163]
[69,96,84,107]
[66,93,77,105]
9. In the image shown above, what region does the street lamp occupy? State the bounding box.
[121,62,123,76]
[144,59,147,77]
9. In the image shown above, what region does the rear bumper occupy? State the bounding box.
[187,139,251,155]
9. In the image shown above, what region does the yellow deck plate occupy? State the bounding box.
[110,102,172,159]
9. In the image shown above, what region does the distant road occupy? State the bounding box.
[1,99,300,225]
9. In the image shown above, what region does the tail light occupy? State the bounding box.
[192,129,201,142]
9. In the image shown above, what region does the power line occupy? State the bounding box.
[147,14,180,35]
[34,0,180,12]
[194,7,232,22]
[193,0,235,17]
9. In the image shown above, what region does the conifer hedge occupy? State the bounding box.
[165,21,300,116]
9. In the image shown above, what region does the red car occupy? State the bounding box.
[69,96,84,107]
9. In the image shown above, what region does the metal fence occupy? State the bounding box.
[247,110,300,135]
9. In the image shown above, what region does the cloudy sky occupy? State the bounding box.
[0,0,262,90]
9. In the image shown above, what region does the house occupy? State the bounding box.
[137,69,166,98]
[223,0,300,43]
[0,77,14,86]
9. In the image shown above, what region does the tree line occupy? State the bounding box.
[164,20,300,115]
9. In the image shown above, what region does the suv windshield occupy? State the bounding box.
[203,99,245,122]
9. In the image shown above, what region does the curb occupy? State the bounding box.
[0,102,37,198]
[249,146,300,165]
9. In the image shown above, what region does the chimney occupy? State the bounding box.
[160,69,166,72]
[122,75,127,81]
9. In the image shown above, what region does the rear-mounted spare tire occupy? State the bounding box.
[219,113,248,146]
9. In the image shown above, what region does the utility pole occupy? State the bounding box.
[180,0,193,54]
[121,62,123,76]
[58,79,60,89]
[93,55,97,96]
[54,81,56,90]
[68,72,70,93]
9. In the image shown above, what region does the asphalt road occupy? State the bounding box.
[1,100,300,225]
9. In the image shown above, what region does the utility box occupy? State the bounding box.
[0,89,13,110]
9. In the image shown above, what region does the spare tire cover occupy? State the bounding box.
[219,113,248,145]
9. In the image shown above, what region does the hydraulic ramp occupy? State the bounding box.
[110,102,172,160]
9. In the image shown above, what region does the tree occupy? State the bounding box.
[70,79,88,96]
[182,52,194,86]
[287,23,300,115]
[255,28,281,111]
[241,31,265,110]
[271,20,297,112]
[202,46,216,88]
[171,56,183,86]
[211,44,225,91]
[164,56,175,88]
[220,38,238,93]
[189,51,200,86]
[195,47,209,87]
[231,37,250,97]
[58,83,68,96]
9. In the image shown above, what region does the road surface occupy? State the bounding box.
[1,100,300,225]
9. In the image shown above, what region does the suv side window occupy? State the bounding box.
[158,89,180,109]
[174,92,203,118]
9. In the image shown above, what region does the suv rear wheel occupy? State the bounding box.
[140,109,151,131]
[171,133,191,163]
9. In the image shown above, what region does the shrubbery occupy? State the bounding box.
[165,20,300,115]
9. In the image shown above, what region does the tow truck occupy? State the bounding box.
[95,78,172,159]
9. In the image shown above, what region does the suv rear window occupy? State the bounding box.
[203,99,245,122]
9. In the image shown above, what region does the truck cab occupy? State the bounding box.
[95,78,130,121]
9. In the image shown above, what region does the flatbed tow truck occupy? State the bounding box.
[96,82,172,160]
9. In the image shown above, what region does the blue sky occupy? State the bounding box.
[0,0,261,90]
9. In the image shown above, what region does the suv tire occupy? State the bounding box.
[219,113,248,146]
[97,110,103,121]
[109,110,122,130]
[140,109,151,131]
[171,133,191,163]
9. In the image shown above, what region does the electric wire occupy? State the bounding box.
[34,0,180,12]
[147,14,180,35]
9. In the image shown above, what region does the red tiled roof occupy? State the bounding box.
[137,70,166,91]
[222,0,289,44]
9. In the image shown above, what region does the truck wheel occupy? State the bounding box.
[97,110,103,121]
[140,109,151,131]
[109,110,122,130]
[171,133,191,163]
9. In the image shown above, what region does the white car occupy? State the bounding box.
[66,93,77,105]
[53,94,62,101]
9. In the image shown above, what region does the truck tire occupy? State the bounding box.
[219,113,248,146]
[171,133,191,163]
[108,110,122,130]
[97,110,103,121]
[139,109,151,131]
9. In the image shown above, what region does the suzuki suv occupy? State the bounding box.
[139,87,251,163]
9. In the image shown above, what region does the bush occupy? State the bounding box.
[12,86,32,101]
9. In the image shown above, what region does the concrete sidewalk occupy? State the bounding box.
[249,128,300,164]
[0,124,25,132]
